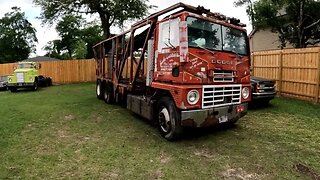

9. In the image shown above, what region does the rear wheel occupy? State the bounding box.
[157,97,183,141]
[103,83,114,104]
[96,81,103,100]
[48,78,52,86]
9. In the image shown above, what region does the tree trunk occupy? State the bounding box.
[298,0,306,48]
[102,24,111,38]
[97,10,111,38]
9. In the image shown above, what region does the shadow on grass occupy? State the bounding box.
[182,123,238,141]
[248,101,276,111]
[10,88,45,93]
[130,111,239,141]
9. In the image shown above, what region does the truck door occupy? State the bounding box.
[155,18,180,75]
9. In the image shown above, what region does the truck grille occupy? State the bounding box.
[213,70,234,82]
[17,72,24,83]
[202,85,241,108]
[257,83,275,93]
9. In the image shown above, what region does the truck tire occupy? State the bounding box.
[10,87,17,92]
[96,81,103,100]
[157,97,183,141]
[103,84,114,104]
[260,100,270,106]
[32,81,38,91]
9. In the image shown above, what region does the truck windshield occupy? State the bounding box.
[18,64,33,69]
[187,17,248,55]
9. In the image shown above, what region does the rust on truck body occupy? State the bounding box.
[93,3,251,140]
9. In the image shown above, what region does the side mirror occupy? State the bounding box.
[38,63,42,69]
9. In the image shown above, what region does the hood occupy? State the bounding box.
[250,76,275,84]
[14,68,34,73]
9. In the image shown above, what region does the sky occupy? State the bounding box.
[0,0,251,57]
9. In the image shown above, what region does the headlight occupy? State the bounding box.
[8,78,12,82]
[29,77,33,81]
[258,84,265,89]
[242,87,250,99]
[187,90,200,105]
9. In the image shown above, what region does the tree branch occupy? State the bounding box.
[306,39,320,46]
[305,19,320,30]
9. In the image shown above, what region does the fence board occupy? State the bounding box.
[0,59,96,84]
[252,47,320,103]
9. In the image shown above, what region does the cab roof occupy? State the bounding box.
[18,61,36,64]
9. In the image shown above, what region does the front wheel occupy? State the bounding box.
[10,87,17,92]
[157,97,183,141]
[32,81,38,91]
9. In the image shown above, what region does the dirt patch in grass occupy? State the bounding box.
[89,112,103,123]
[150,169,164,180]
[193,146,215,159]
[64,114,75,121]
[57,129,70,138]
[222,167,260,180]
[294,164,320,180]
[158,152,171,164]
[101,170,120,180]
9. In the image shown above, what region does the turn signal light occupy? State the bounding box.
[236,105,244,113]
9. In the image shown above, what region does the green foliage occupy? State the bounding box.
[238,0,320,48]
[234,0,255,28]
[33,0,153,38]
[80,24,104,58]
[0,7,38,64]
[73,39,87,59]
[44,15,103,60]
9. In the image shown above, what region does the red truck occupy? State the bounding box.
[93,3,251,140]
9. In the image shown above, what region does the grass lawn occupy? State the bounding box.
[0,83,319,179]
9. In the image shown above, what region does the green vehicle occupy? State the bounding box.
[7,61,52,92]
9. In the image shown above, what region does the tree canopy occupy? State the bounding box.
[236,0,320,48]
[44,15,104,59]
[33,0,153,38]
[234,0,255,29]
[0,7,38,63]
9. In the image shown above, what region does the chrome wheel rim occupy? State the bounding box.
[159,107,171,133]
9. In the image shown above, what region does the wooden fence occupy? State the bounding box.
[252,47,320,103]
[1,49,320,103]
[0,59,96,84]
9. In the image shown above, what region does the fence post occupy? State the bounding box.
[315,49,320,103]
[251,52,255,75]
[278,51,283,96]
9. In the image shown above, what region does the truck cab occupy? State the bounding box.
[8,62,41,92]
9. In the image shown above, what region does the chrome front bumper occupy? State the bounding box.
[252,92,276,100]
[180,103,248,127]
[8,83,34,87]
